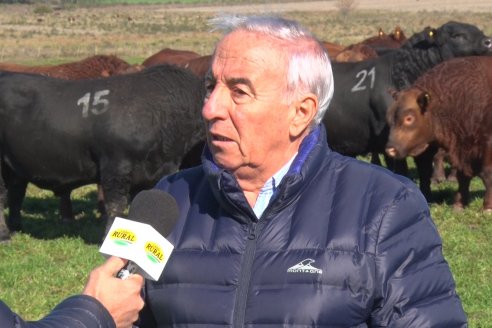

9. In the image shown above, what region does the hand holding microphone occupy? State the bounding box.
[100,189,180,281]
[96,189,179,327]
[82,256,144,328]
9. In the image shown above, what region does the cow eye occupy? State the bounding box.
[451,33,466,40]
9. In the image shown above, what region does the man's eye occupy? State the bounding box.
[231,89,249,103]
[232,88,248,97]
[204,82,215,98]
[205,82,215,92]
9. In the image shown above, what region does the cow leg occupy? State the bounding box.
[370,152,382,166]
[6,177,28,232]
[481,148,492,211]
[482,171,492,212]
[454,171,471,210]
[447,167,458,182]
[383,154,408,176]
[414,145,438,202]
[431,147,447,184]
[436,148,458,183]
[0,163,11,242]
[100,162,132,236]
[54,191,74,222]
[97,184,107,217]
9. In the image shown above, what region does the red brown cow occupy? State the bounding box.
[334,43,379,62]
[328,26,407,63]
[361,26,407,49]
[385,56,492,211]
[184,54,212,79]
[142,48,201,68]
[320,41,346,60]
[0,55,132,79]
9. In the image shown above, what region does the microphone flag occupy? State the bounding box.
[99,217,174,281]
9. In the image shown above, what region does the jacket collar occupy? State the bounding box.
[202,125,330,223]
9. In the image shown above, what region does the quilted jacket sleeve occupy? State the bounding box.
[370,185,467,327]
[0,295,115,328]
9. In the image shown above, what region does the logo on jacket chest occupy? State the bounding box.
[287,258,323,274]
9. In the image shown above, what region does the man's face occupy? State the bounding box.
[202,30,297,178]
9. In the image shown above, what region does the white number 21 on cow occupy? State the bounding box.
[77,90,111,118]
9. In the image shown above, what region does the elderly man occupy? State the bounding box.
[139,15,467,327]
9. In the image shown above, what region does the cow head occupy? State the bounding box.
[402,21,492,59]
[385,88,434,159]
[433,21,492,58]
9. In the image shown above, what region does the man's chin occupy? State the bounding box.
[211,153,241,171]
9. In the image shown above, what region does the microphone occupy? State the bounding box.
[99,189,179,281]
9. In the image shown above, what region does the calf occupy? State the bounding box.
[0,64,206,241]
[385,56,492,211]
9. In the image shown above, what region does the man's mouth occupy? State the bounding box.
[210,133,233,142]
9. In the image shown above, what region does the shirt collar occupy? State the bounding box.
[261,154,297,194]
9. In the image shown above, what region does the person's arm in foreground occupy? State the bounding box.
[0,256,144,328]
[370,186,467,327]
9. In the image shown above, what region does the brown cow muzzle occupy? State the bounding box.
[385,147,399,159]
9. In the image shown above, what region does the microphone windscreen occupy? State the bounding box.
[127,189,179,237]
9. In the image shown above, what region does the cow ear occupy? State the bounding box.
[388,88,398,100]
[417,92,431,113]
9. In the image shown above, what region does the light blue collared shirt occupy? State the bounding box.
[252,155,296,219]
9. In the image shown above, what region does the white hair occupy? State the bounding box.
[209,14,334,125]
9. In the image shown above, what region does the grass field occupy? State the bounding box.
[0,1,491,326]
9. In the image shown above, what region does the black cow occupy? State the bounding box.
[323,21,492,198]
[0,64,205,241]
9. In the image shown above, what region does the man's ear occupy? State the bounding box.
[290,93,318,138]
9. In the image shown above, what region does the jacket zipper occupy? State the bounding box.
[233,221,258,328]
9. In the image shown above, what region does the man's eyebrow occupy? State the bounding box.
[226,77,256,95]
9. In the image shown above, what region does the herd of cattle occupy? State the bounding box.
[0,20,491,242]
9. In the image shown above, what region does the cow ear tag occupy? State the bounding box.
[417,92,431,113]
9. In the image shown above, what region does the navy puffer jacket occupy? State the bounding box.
[140,125,467,327]
[0,295,115,328]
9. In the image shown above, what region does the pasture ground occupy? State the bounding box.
[0,1,491,327]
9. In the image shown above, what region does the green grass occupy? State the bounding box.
[430,188,492,326]
[0,185,106,319]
